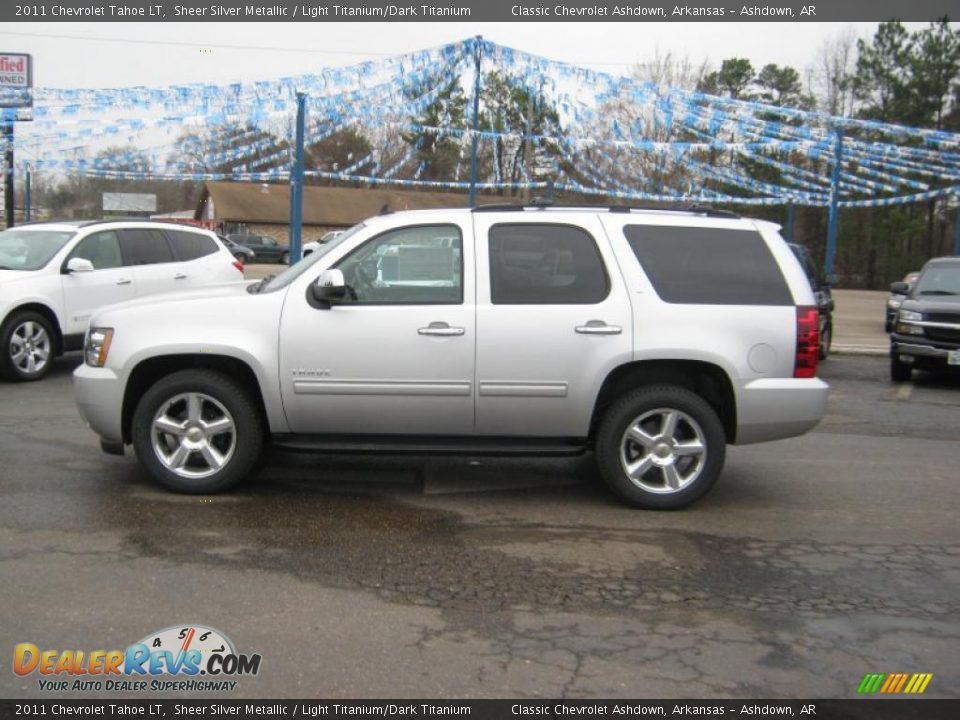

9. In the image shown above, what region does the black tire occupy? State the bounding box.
[819,321,832,361]
[233,252,248,264]
[595,385,726,510]
[0,311,56,382]
[280,251,290,265]
[890,355,912,383]
[131,369,263,493]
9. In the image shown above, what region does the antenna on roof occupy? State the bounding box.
[378,204,392,215]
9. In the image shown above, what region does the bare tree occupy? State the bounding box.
[815,27,858,116]
[634,47,711,91]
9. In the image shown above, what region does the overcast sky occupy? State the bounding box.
[0,21,940,89]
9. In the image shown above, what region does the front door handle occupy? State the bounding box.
[418,321,465,337]
[174,273,188,280]
[116,278,132,286]
[575,320,622,335]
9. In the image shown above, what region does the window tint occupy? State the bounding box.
[69,231,123,270]
[623,225,793,306]
[120,229,175,266]
[166,230,218,261]
[336,224,462,304]
[489,224,609,304]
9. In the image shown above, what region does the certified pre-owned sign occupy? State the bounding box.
[0,53,32,108]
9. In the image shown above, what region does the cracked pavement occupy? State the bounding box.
[0,355,958,698]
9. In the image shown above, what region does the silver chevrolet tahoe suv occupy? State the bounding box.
[74,205,828,509]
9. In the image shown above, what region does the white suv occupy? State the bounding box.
[0,220,244,381]
[74,205,829,509]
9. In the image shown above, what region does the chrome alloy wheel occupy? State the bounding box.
[151,393,237,480]
[619,408,707,494]
[9,320,51,377]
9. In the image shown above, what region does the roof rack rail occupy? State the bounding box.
[471,202,739,218]
[472,203,527,212]
[684,204,740,218]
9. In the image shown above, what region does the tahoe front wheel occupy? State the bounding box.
[131,370,263,493]
[596,385,726,510]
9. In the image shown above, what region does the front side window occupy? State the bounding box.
[258,223,364,294]
[489,223,609,304]
[120,229,175,266]
[69,231,123,270]
[335,224,463,304]
[0,229,75,271]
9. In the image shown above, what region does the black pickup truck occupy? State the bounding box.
[788,243,836,360]
[889,256,960,382]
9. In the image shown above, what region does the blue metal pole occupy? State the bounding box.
[954,197,960,256]
[24,166,31,222]
[825,130,843,275]
[785,203,795,243]
[289,92,306,263]
[467,35,483,207]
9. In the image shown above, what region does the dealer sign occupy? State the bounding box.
[0,53,33,109]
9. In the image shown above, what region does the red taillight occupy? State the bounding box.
[794,306,820,378]
[232,260,244,274]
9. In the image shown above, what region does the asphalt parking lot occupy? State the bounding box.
[1,354,958,699]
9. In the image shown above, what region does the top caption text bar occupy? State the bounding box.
[3,1,958,23]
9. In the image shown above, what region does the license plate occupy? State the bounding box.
[949,350,960,366]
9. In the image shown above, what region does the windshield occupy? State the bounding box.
[913,265,960,296]
[0,229,75,271]
[257,223,365,293]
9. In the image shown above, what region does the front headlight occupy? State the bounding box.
[84,327,114,367]
[887,297,903,310]
[898,310,923,322]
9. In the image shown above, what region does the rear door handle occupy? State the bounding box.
[116,279,132,286]
[174,273,188,280]
[418,321,465,337]
[575,320,622,335]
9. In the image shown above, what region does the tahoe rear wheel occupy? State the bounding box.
[0,311,55,382]
[596,385,726,510]
[131,370,263,493]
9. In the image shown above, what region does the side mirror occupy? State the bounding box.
[64,257,95,274]
[308,269,347,309]
[825,273,839,286]
[890,281,909,294]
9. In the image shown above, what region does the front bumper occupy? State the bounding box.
[74,364,125,446]
[735,377,829,445]
[891,335,960,368]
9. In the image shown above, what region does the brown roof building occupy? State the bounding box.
[195,181,500,245]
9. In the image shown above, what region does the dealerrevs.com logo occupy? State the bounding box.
[13,624,261,692]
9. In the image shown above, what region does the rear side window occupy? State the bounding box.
[623,225,792,306]
[120,229,175,266]
[166,230,218,261]
[489,224,609,304]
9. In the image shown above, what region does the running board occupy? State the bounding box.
[270,434,588,457]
